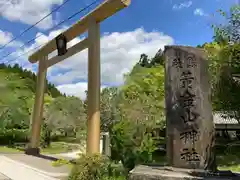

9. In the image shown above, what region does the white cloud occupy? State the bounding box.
[57,82,88,99]
[194,8,207,16]
[48,28,174,86]
[173,1,192,10]
[0,0,63,29]
[0,29,22,47]
[57,82,107,100]
[14,27,174,98]
[0,30,12,45]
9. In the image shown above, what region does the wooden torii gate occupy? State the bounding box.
[25,0,131,155]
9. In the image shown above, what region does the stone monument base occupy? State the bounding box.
[129,165,240,180]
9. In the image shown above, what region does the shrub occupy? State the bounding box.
[68,154,126,180]
[110,120,158,172]
[68,154,109,180]
[102,176,126,180]
[40,122,51,148]
[0,128,29,145]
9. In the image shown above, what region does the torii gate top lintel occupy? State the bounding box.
[28,0,131,63]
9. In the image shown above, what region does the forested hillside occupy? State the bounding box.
[0,63,62,97]
[0,63,64,144]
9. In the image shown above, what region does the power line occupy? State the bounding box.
[3,44,43,65]
[0,0,73,51]
[2,0,101,64]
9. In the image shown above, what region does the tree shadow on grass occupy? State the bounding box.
[29,153,59,161]
[216,144,240,172]
[26,151,77,166]
[217,154,240,169]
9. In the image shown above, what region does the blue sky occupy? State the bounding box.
[0,0,238,99]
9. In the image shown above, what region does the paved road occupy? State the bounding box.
[0,173,10,180]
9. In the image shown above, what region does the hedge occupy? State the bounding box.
[0,129,29,145]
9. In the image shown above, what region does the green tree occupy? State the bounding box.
[116,62,165,126]
[100,87,118,132]
[44,96,86,139]
[208,5,240,122]
[213,5,240,44]
[110,51,166,170]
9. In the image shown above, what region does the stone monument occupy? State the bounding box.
[129,46,239,180]
[164,46,215,170]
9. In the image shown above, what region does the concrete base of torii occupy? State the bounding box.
[25,148,40,156]
[129,165,240,180]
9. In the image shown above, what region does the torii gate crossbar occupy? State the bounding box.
[25,0,131,155]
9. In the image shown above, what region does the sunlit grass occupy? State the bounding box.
[0,142,81,154]
[0,146,22,153]
[218,164,240,172]
[41,142,81,154]
[217,153,240,172]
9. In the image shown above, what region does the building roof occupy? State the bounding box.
[213,113,239,125]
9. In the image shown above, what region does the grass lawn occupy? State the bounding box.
[216,143,240,172]
[217,154,240,172]
[41,142,82,154]
[0,146,22,153]
[0,141,82,154]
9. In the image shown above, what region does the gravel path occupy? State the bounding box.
[57,140,103,159]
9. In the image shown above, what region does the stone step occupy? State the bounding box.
[0,155,69,180]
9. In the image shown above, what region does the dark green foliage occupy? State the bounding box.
[110,120,158,171]
[0,129,29,145]
[138,49,165,68]
[40,122,51,148]
[196,42,209,48]
[138,54,151,68]
[151,49,165,66]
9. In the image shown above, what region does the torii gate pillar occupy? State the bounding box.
[87,19,101,154]
[25,58,47,155]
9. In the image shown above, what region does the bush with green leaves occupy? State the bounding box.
[68,154,126,180]
[40,122,51,148]
[0,128,29,145]
[110,120,159,172]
